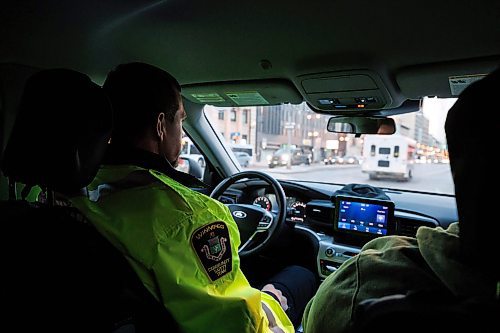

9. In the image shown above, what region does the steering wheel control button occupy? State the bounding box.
[258,216,272,229]
[325,248,335,257]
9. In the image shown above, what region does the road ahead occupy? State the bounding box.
[247,163,454,195]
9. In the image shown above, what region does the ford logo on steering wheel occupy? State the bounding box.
[232,211,247,219]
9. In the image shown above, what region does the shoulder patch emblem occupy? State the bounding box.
[191,221,232,281]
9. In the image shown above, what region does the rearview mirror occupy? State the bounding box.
[327,116,396,135]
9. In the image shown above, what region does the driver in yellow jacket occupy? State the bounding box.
[70,163,292,333]
[69,62,316,332]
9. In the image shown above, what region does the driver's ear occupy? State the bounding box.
[156,112,166,142]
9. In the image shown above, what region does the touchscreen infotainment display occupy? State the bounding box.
[334,195,395,239]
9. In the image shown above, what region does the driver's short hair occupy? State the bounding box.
[103,62,181,145]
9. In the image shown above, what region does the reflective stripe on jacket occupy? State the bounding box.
[69,165,293,333]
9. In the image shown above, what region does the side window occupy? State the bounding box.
[243,109,248,124]
[178,133,206,179]
[379,147,391,155]
[218,110,224,120]
[394,145,400,158]
[190,145,200,155]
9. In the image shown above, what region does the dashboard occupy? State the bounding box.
[221,179,458,280]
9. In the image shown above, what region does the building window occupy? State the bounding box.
[242,134,248,143]
[218,110,224,120]
[230,110,237,121]
[261,105,284,135]
[243,110,248,124]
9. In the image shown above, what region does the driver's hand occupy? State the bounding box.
[262,284,288,311]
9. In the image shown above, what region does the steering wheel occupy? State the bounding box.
[210,170,287,257]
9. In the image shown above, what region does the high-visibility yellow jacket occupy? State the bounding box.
[69,165,293,333]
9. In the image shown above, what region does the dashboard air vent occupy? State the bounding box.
[396,217,437,237]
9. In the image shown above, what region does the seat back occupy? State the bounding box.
[2,201,178,332]
[2,69,111,193]
[1,69,178,332]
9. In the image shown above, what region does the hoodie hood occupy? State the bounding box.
[417,223,496,299]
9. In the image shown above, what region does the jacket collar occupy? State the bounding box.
[103,145,209,189]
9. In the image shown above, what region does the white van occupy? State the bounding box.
[361,134,416,181]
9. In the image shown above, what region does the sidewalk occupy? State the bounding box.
[244,161,359,174]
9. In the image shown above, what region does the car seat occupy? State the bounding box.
[0,69,178,332]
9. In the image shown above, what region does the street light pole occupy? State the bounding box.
[255,106,260,162]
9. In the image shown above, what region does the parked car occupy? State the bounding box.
[268,147,311,168]
[323,156,334,164]
[331,156,345,164]
[323,155,343,165]
[234,151,251,167]
[343,156,359,165]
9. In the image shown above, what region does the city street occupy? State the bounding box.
[246,163,454,195]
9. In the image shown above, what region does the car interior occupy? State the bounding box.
[1,0,499,331]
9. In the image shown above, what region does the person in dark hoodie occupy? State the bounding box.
[302,68,500,333]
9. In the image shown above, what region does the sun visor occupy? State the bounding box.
[182,79,303,107]
[298,70,393,113]
[396,57,500,99]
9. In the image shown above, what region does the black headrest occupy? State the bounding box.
[1,69,112,193]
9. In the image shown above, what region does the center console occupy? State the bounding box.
[315,194,395,279]
[317,238,360,278]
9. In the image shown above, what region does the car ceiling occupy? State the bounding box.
[1,0,500,110]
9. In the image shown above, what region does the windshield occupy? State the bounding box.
[204,97,455,195]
